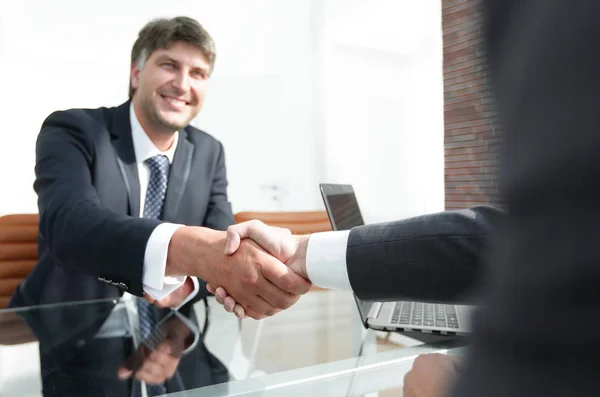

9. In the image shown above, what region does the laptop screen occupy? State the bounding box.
[319,184,365,230]
[319,183,373,326]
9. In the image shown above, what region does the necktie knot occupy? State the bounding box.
[145,155,169,174]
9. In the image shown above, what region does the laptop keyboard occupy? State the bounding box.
[390,302,460,329]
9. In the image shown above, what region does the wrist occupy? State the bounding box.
[166,226,225,279]
[290,234,310,280]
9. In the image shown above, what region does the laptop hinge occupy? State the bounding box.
[367,302,382,320]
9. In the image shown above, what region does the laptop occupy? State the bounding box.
[319,183,473,336]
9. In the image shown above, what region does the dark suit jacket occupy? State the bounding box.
[347,1,600,395]
[346,205,503,304]
[10,100,235,394]
[452,1,600,395]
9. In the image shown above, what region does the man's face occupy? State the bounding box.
[131,41,210,134]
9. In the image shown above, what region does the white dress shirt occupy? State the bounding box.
[305,230,353,291]
[129,103,194,301]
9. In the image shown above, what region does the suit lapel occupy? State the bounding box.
[163,128,194,221]
[110,101,141,218]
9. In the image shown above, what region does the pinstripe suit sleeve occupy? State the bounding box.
[346,206,503,303]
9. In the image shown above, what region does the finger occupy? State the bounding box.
[260,254,311,295]
[134,362,167,385]
[214,294,225,306]
[243,305,271,320]
[119,343,149,379]
[253,276,299,312]
[215,286,229,297]
[117,367,133,380]
[206,283,215,294]
[233,304,246,319]
[135,349,177,384]
[223,296,236,312]
[215,287,227,306]
[153,346,179,379]
[235,289,281,319]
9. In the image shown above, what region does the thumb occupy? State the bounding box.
[224,226,243,255]
[225,220,268,255]
[117,367,133,380]
[226,221,294,261]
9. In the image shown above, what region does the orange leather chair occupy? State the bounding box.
[234,211,332,235]
[0,214,39,308]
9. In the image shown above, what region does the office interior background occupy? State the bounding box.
[0,0,501,393]
[0,0,500,221]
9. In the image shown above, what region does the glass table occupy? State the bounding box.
[0,290,465,396]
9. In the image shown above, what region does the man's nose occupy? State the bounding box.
[172,71,190,92]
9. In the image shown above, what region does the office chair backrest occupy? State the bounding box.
[0,214,39,308]
[234,211,332,235]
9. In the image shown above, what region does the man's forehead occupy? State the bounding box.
[151,43,210,67]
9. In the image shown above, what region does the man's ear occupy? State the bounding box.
[130,63,141,91]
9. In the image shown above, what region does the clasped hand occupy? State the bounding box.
[158,222,310,320]
[206,220,311,319]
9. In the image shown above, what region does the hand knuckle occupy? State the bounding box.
[282,278,296,292]
[240,272,259,286]
[414,355,428,368]
[300,282,311,294]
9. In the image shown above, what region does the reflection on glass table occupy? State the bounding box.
[0,298,228,397]
[182,339,465,397]
[0,290,466,397]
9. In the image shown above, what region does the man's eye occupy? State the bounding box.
[162,63,175,69]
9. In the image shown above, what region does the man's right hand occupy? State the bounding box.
[164,226,311,320]
[207,220,312,318]
[403,353,461,397]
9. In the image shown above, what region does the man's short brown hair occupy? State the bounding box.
[129,16,216,98]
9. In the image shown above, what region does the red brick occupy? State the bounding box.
[443,0,477,12]
[442,0,500,210]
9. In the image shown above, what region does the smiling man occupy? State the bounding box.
[10,16,310,397]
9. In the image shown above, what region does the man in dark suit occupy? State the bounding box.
[10,16,310,396]
[215,1,600,395]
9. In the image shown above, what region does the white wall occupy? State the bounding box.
[322,0,445,222]
[0,0,322,214]
[0,0,444,221]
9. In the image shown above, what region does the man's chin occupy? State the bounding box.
[157,114,193,131]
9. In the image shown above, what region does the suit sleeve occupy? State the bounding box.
[34,111,160,296]
[346,206,504,303]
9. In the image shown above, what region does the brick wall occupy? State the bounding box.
[442,0,502,210]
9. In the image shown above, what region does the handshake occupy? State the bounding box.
[161,221,313,320]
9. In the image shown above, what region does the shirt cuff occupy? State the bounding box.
[142,223,186,301]
[305,230,353,291]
